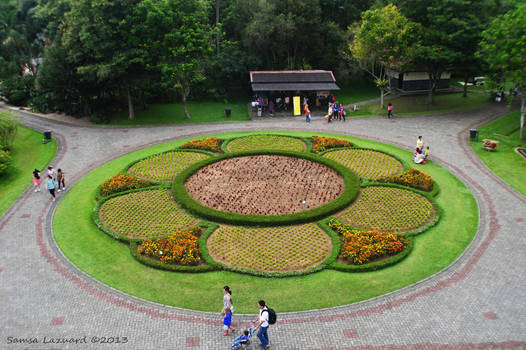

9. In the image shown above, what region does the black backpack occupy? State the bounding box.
[263,307,277,325]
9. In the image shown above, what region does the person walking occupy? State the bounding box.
[222,286,234,315]
[387,103,393,118]
[57,168,66,192]
[304,104,311,123]
[46,175,56,201]
[32,169,41,192]
[327,102,333,123]
[253,300,270,349]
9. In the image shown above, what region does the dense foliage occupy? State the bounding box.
[0,0,521,117]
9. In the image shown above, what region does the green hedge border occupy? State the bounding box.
[172,150,360,226]
[197,221,339,278]
[129,222,218,273]
[221,134,310,153]
[92,184,191,243]
[319,217,415,272]
[340,182,442,237]
[124,148,215,182]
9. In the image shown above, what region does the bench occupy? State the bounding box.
[482,139,499,151]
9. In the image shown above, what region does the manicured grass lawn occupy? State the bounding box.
[111,100,250,125]
[470,110,526,196]
[349,92,492,118]
[0,125,57,217]
[335,79,379,105]
[53,131,477,312]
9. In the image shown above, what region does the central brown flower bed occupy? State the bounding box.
[184,155,345,215]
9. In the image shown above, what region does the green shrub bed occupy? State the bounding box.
[336,185,435,233]
[127,150,211,182]
[96,189,199,240]
[322,148,404,179]
[226,135,306,153]
[207,223,332,273]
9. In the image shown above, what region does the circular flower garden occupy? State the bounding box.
[91,133,441,277]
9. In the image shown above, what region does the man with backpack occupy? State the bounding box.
[253,300,276,349]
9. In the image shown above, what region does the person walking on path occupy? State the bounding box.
[387,103,393,118]
[222,286,234,315]
[46,175,56,201]
[304,104,311,123]
[253,300,270,349]
[57,168,66,192]
[223,308,234,336]
[340,103,346,122]
[32,169,41,192]
[47,166,56,181]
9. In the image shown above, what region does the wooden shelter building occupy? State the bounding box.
[249,70,340,115]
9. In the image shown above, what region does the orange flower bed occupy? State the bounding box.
[100,173,152,197]
[328,219,407,265]
[137,227,202,265]
[180,137,222,153]
[374,168,434,192]
[311,136,352,153]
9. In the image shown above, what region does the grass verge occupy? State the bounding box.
[469,109,526,196]
[0,125,57,216]
[348,92,492,118]
[53,131,477,313]
[111,100,250,125]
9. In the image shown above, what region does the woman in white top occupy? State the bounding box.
[222,286,234,315]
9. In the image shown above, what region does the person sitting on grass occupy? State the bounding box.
[413,148,426,164]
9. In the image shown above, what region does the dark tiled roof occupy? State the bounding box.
[251,82,340,91]
[250,70,339,91]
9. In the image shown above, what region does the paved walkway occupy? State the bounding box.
[1,105,525,350]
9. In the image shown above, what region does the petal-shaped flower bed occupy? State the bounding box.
[127,151,210,182]
[323,149,403,179]
[207,224,332,273]
[98,189,199,239]
[226,135,306,152]
[336,186,434,233]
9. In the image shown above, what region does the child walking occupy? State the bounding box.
[46,175,56,201]
[57,168,66,192]
[223,308,235,336]
[387,103,393,118]
[33,169,41,192]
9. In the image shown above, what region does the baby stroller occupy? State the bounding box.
[231,327,253,350]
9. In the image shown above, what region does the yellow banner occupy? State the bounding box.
[293,96,301,116]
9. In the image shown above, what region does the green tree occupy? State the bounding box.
[0,111,19,151]
[396,0,493,103]
[479,3,526,139]
[349,4,419,108]
[137,0,213,119]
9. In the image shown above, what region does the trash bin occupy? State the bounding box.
[469,129,478,141]
[43,130,52,144]
[225,108,231,118]
[257,107,262,117]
